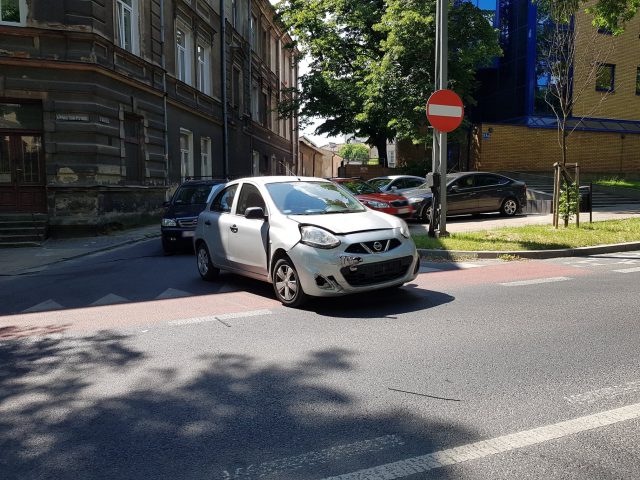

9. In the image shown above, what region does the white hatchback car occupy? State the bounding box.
[194,176,420,307]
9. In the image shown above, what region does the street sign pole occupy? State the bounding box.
[437,0,448,237]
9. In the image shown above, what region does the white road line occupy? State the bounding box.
[222,435,405,479]
[565,381,640,405]
[613,267,640,274]
[322,403,640,480]
[500,276,571,287]
[167,309,272,326]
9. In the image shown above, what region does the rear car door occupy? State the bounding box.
[475,174,508,212]
[225,183,269,277]
[446,175,478,214]
[202,184,239,268]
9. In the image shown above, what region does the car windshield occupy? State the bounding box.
[266,181,366,215]
[338,180,380,195]
[368,178,391,190]
[173,184,217,205]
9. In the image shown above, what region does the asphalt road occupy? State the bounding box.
[1,240,640,479]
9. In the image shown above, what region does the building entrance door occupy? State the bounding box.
[0,134,46,213]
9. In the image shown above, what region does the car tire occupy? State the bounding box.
[500,198,519,217]
[272,257,308,307]
[196,242,219,281]
[420,204,432,224]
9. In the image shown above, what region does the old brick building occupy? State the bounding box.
[0,0,298,234]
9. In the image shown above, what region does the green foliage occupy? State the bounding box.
[558,183,579,224]
[275,0,501,151]
[594,177,640,190]
[338,143,370,164]
[535,0,640,35]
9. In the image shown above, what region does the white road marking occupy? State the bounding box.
[500,276,571,287]
[22,299,64,313]
[613,267,640,274]
[614,260,640,265]
[90,294,128,306]
[322,402,640,480]
[428,104,463,117]
[222,435,405,479]
[565,381,640,405]
[167,309,272,326]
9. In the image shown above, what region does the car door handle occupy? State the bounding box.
[230,225,238,233]
[204,220,211,226]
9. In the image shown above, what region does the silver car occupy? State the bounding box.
[194,176,420,307]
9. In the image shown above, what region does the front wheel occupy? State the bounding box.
[419,204,432,224]
[272,257,308,307]
[196,243,219,281]
[500,198,519,217]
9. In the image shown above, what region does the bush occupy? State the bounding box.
[558,183,579,224]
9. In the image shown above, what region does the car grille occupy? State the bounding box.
[344,238,401,254]
[177,217,198,228]
[340,255,414,287]
[390,199,409,207]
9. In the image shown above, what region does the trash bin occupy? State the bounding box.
[579,185,592,212]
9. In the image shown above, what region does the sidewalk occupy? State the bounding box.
[1,207,639,276]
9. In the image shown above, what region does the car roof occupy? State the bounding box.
[229,175,333,186]
[370,175,424,180]
[179,178,226,186]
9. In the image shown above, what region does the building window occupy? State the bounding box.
[124,115,143,183]
[176,26,193,85]
[180,130,193,180]
[251,15,258,51]
[0,0,26,25]
[595,63,615,92]
[200,137,211,178]
[261,28,269,62]
[196,43,211,95]
[251,82,259,120]
[232,66,243,110]
[115,0,139,54]
[260,91,268,127]
[636,67,640,96]
[231,0,238,29]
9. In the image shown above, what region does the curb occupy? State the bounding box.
[418,241,640,260]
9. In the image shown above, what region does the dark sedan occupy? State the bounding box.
[161,179,224,253]
[404,172,527,223]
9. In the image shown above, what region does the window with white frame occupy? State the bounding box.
[115,0,139,54]
[196,42,211,95]
[0,0,27,25]
[176,25,193,85]
[180,130,193,180]
[200,137,211,178]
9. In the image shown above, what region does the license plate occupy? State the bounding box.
[398,207,410,214]
[182,231,195,238]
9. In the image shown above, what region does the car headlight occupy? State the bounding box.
[365,200,389,209]
[399,221,411,239]
[300,225,341,249]
[162,218,177,227]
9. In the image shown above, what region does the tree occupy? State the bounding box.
[338,143,370,164]
[276,0,501,167]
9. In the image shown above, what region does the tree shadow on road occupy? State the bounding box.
[1,332,476,480]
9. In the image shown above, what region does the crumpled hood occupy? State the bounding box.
[287,211,399,234]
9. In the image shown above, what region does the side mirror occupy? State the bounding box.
[245,207,266,220]
[391,186,398,192]
[449,185,459,193]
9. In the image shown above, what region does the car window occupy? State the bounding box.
[340,180,380,195]
[368,178,391,190]
[406,178,425,189]
[452,176,475,189]
[267,181,365,215]
[210,184,238,213]
[236,183,266,216]
[476,174,504,187]
[173,184,217,205]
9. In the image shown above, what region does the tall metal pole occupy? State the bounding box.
[428,0,441,237]
[437,0,448,236]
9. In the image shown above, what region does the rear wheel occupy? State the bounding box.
[500,198,518,217]
[419,204,432,223]
[272,257,307,307]
[196,243,219,281]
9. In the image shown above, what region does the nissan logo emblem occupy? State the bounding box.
[373,241,383,252]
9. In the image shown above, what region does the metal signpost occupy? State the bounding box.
[427,0,464,238]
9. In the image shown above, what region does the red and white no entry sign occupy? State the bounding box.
[426,89,464,133]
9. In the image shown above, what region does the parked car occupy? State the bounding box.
[161,179,225,254]
[403,172,527,222]
[368,175,426,195]
[329,177,414,219]
[194,176,420,307]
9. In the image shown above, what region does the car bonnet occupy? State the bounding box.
[286,211,400,235]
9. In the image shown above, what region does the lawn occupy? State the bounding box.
[594,178,640,190]
[412,218,640,252]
